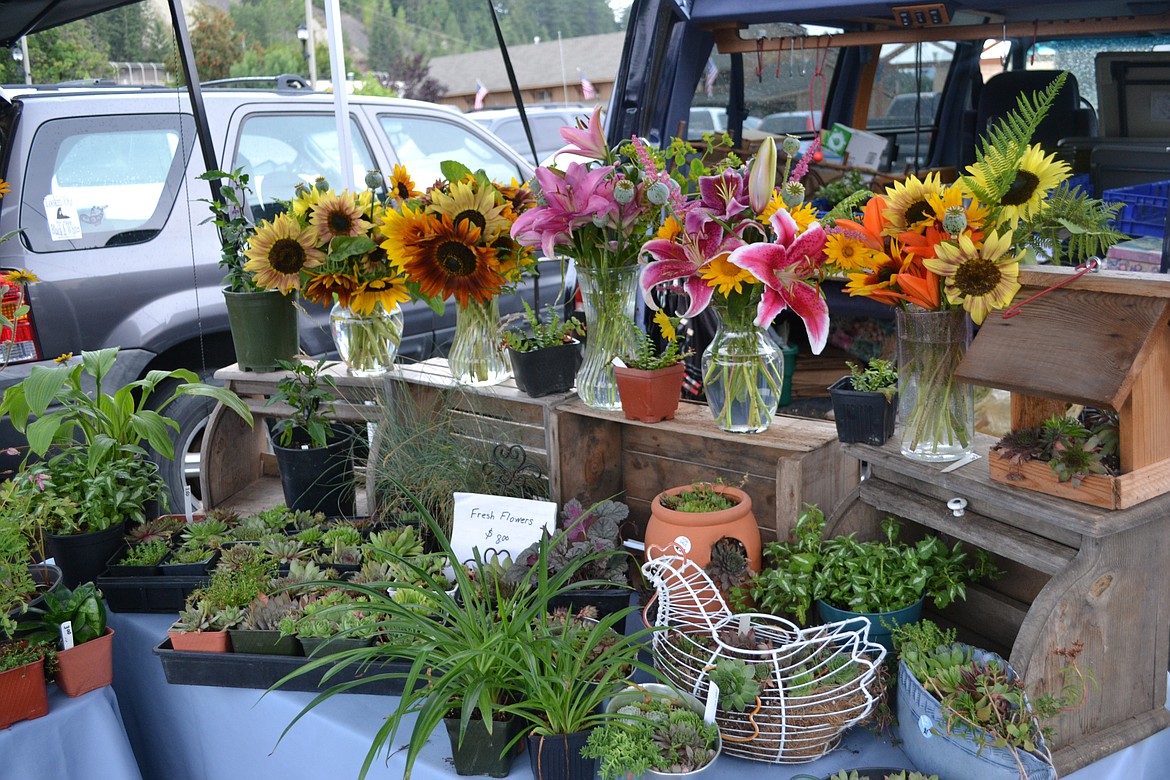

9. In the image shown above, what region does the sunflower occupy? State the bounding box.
[844,249,906,306]
[3,269,39,284]
[302,269,359,307]
[496,178,536,220]
[698,253,758,296]
[824,234,879,273]
[379,203,435,271]
[882,172,945,236]
[388,164,420,201]
[653,309,677,342]
[349,276,412,315]
[309,190,373,245]
[427,179,510,241]
[924,229,1022,324]
[968,144,1069,230]
[926,185,989,238]
[243,212,325,294]
[402,215,504,307]
[289,183,324,219]
[0,178,9,198]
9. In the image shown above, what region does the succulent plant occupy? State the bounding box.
[125,516,185,545]
[349,560,394,585]
[261,536,309,565]
[707,657,761,712]
[295,527,325,546]
[118,538,170,566]
[241,592,302,631]
[321,525,363,549]
[230,516,269,541]
[173,599,243,632]
[704,536,751,594]
[318,542,363,567]
[182,518,230,548]
[168,542,215,565]
[364,526,425,563]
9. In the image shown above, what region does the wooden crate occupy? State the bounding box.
[550,398,858,544]
[957,266,1170,509]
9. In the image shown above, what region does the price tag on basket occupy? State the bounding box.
[451,492,557,566]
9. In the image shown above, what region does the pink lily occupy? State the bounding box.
[556,105,608,161]
[697,169,751,222]
[727,208,830,353]
[748,136,777,213]
[640,219,744,317]
[512,161,617,257]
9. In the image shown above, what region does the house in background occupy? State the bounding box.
[428,32,624,111]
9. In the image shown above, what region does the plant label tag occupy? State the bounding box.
[184,485,194,524]
[451,492,557,567]
[704,681,720,724]
[59,620,75,651]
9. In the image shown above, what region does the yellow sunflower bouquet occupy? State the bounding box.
[822,72,1125,459]
[377,160,537,384]
[243,171,412,375]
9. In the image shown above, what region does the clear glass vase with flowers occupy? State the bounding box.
[640,134,831,432]
[826,73,1125,461]
[378,161,538,385]
[242,170,413,376]
[510,107,681,410]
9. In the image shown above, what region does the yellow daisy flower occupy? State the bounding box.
[427,179,510,241]
[3,270,39,284]
[653,309,677,342]
[54,352,73,363]
[698,253,758,296]
[759,190,787,224]
[243,213,326,295]
[824,234,878,273]
[389,164,420,201]
[656,216,683,242]
[379,203,435,271]
[349,276,412,315]
[309,190,373,245]
[968,144,1070,230]
[882,172,945,236]
[0,178,9,198]
[924,228,1022,325]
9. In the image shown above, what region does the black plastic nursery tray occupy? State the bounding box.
[152,639,416,696]
[98,574,209,612]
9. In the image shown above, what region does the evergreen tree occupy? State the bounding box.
[89,3,148,62]
[11,22,111,84]
[190,5,244,81]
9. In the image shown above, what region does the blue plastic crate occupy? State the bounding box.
[1103,180,1170,238]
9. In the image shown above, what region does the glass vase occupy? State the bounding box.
[896,307,974,462]
[701,299,786,433]
[330,301,403,377]
[449,297,510,386]
[575,264,641,411]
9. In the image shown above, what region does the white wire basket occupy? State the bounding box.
[641,545,887,763]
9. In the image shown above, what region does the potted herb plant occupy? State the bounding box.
[106,538,171,577]
[199,168,299,373]
[614,313,691,423]
[747,506,1000,650]
[0,639,54,729]
[646,480,761,572]
[582,683,721,779]
[828,358,899,445]
[502,301,583,398]
[23,582,114,697]
[0,494,62,638]
[891,619,1086,780]
[267,357,357,517]
[0,348,252,587]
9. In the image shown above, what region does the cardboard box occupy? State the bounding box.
[822,123,889,171]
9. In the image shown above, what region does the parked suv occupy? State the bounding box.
[0,79,562,508]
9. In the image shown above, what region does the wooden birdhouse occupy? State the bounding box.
[955,266,1170,509]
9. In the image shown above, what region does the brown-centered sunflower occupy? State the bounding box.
[0,178,10,199]
[388,164,420,201]
[402,215,504,307]
[309,190,373,245]
[844,247,907,307]
[967,144,1069,230]
[924,228,1022,325]
[379,203,435,271]
[302,269,359,307]
[882,172,945,236]
[243,212,325,294]
[349,276,412,315]
[427,179,510,241]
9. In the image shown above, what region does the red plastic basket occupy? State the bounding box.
[1104,180,1170,238]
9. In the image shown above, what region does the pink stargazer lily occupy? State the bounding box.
[556,105,608,161]
[727,208,830,353]
[697,169,751,222]
[640,219,744,317]
[511,161,617,258]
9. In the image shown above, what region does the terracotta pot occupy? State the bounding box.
[167,629,231,653]
[0,656,49,729]
[645,484,761,571]
[614,364,685,423]
[55,627,115,696]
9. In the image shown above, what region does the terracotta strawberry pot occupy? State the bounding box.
[55,627,115,696]
[167,629,231,653]
[645,484,761,571]
[0,656,49,729]
[614,364,685,423]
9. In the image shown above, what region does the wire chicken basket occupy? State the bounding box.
[641,546,887,763]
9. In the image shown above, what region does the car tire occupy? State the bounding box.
[144,377,217,516]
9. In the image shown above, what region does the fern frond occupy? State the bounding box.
[1019,182,1128,265]
[822,189,873,226]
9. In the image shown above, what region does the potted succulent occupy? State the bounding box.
[23,582,114,696]
[229,592,303,656]
[891,619,1086,780]
[284,588,380,656]
[828,358,899,445]
[199,168,299,372]
[0,348,252,587]
[0,639,54,729]
[747,506,1000,649]
[646,480,761,571]
[613,313,691,423]
[267,357,357,518]
[501,301,584,398]
[167,597,243,653]
[582,683,721,779]
[106,538,171,577]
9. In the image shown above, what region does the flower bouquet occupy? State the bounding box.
[243,171,411,376]
[640,134,830,432]
[827,73,1124,460]
[511,107,678,409]
[379,161,537,384]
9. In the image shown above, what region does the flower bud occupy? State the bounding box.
[314,176,330,192]
[781,180,805,208]
[749,136,778,213]
[294,182,309,197]
[365,169,385,190]
[592,213,608,228]
[942,206,967,236]
[613,179,636,204]
[646,181,670,206]
[782,135,803,157]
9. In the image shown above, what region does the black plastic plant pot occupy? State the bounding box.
[272,424,357,518]
[827,376,898,446]
[445,716,525,777]
[508,343,579,398]
[227,629,302,657]
[105,544,165,578]
[527,731,595,780]
[46,523,127,589]
[158,549,220,578]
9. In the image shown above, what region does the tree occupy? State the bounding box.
[384,52,446,102]
[229,43,306,79]
[89,4,148,61]
[7,22,111,84]
[190,5,244,81]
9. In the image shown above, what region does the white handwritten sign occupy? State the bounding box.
[44,194,82,241]
[450,492,557,566]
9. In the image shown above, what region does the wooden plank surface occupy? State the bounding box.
[987,451,1170,511]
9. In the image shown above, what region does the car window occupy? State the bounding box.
[379,114,522,184]
[234,114,376,221]
[20,114,195,252]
